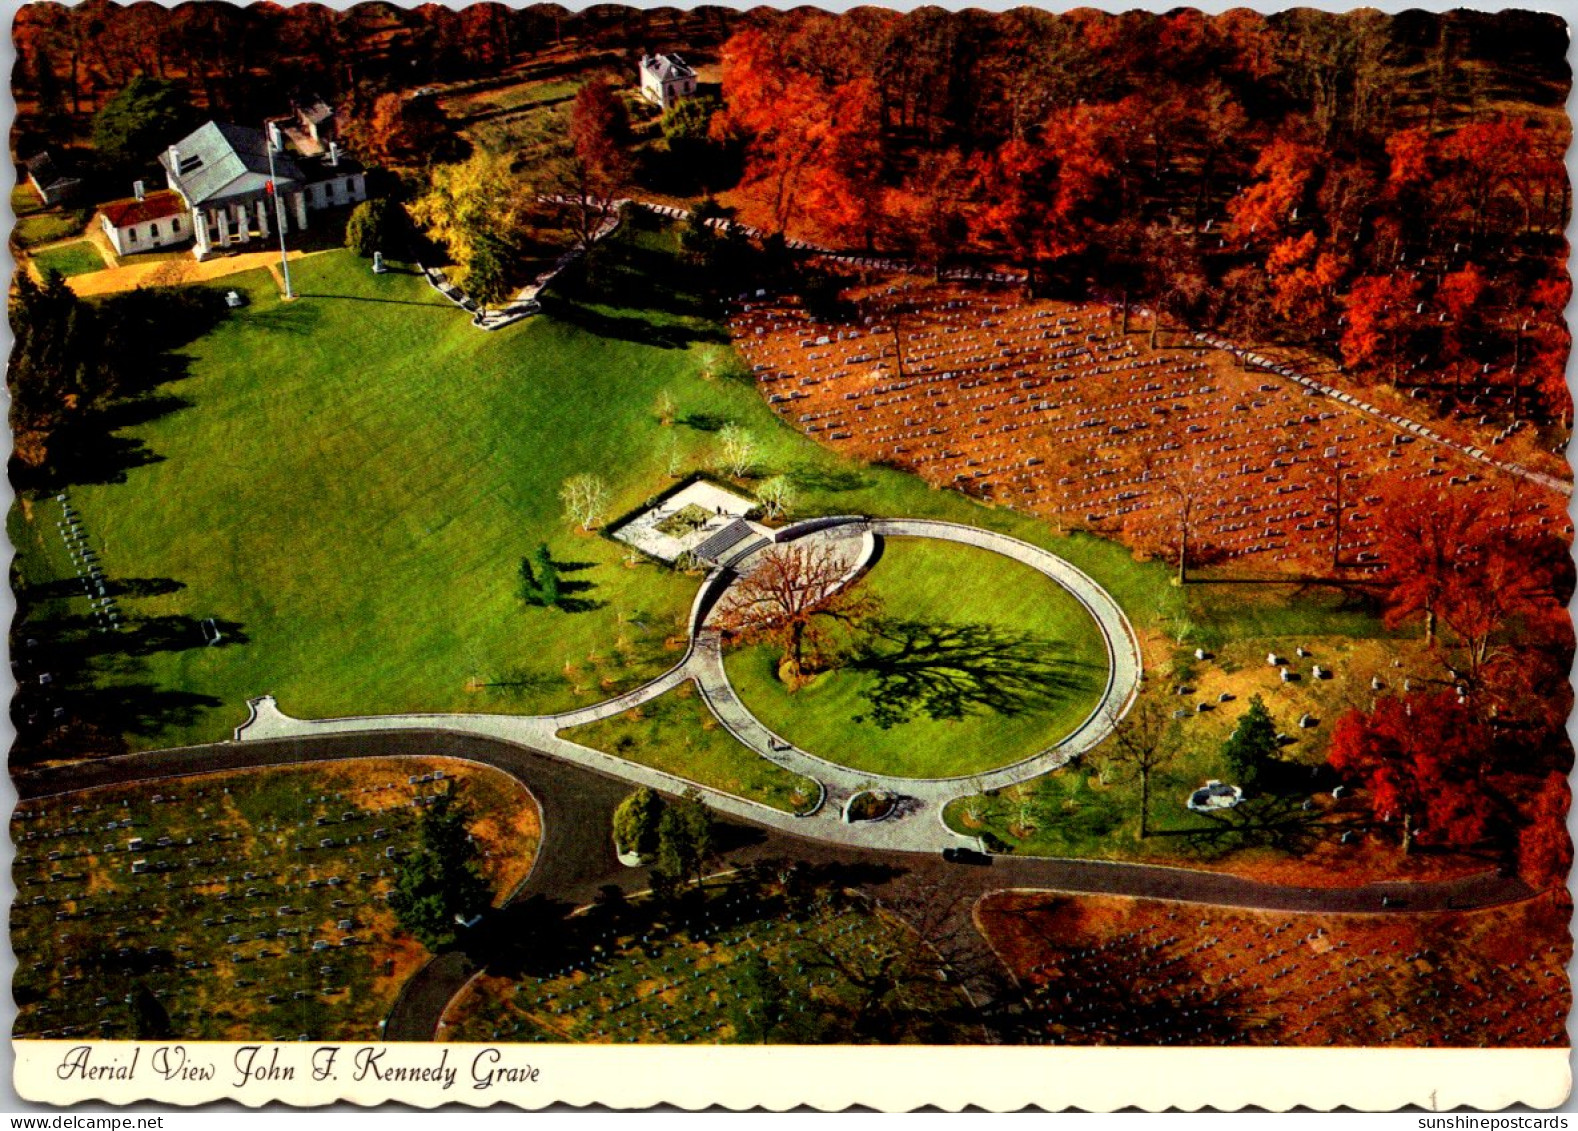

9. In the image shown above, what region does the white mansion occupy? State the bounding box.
[156,102,367,259]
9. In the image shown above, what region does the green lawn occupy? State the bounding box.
[30,239,105,278]
[561,686,820,813]
[12,216,1395,763]
[11,184,89,248]
[723,537,1110,779]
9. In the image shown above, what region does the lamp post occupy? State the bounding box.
[265,119,294,299]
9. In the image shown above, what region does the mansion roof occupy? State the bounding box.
[161,122,304,207]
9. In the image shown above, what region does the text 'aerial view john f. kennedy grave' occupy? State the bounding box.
[6,1,1574,1111]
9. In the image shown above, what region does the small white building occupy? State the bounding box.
[639,54,697,110]
[96,188,190,256]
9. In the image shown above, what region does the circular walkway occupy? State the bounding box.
[688,517,1143,807]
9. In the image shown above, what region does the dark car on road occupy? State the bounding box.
[942,846,992,866]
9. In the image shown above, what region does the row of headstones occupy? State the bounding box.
[54,492,121,633]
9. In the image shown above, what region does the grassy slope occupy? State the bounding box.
[15,219,1399,765]
[724,537,1111,778]
[561,685,819,812]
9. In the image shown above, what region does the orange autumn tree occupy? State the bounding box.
[1340,273,1419,382]
[883,148,967,278]
[1265,230,1344,339]
[716,29,883,245]
[966,103,1116,290]
[1382,126,1433,195]
[1226,135,1316,246]
[1327,693,1497,854]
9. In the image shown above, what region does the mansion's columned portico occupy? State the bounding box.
[159,119,366,260]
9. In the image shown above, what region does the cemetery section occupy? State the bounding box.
[10,756,540,1042]
[731,284,1571,578]
[440,871,979,1045]
[976,889,1571,1047]
[942,633,1482,878]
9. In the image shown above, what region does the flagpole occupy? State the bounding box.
[266,119,294,299]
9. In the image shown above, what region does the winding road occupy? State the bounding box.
[16,726,1535,1043]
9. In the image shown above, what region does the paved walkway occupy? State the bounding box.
[61,246,324,298]
[231,514,1141,852]
[422,200,625,331]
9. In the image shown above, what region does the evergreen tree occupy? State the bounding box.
[654,790,715,889]
[388,786,492,951]
[130,983,174,1040]
[612,787,664,859]
[533,543,561,608]
[1222,695,1279,791]
[344,198,408,258]
[92,76,191,172]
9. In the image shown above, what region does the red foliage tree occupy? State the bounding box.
[1328,693,1497,853]
[1340,273,1419,382]
[1441,118,1553,239]
[568,75,631,189]
[1517,773,1572,887]
[1371,474,1566,690]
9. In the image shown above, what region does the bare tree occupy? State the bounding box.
[559,472,611,531]
[713,540,876,678]
[1123,438,1212,586]
[756,475,796,520]
[1092,697,1181,839]
[716,423,758,479]
[661,430,685,479]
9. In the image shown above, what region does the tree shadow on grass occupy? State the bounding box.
[679,412,727,432]
[10,577,246,766]
[1154,792,1354,861]
[35,418,172,489]
[293,293,457,310]
[476,666,561,701]
[845,618,1101,729]
[787,465,872,494]
[540,549,605,614]
[537,292,728,351]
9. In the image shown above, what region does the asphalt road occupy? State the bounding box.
[16,731,1535,1042]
